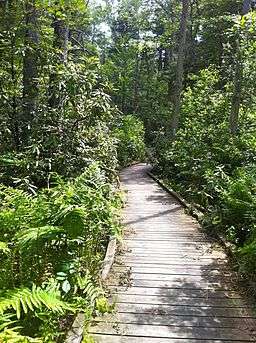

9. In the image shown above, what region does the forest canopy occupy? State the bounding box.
[0,0,255,341]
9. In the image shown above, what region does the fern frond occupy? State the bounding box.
[76,273,103,306]
[15,226,64,251]
[0,313,17,331]
[0,284,72,319]
[54,206,88,237]
[0,327,42,342]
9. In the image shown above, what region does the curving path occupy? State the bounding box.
[90,164,256,343]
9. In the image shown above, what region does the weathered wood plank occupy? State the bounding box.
[111,278,237,290]
[90,322,255,341]
[92,335,252,343]
[115,271,234,283]
[108,286,243,299]
[113,265,231,276]
[115,303,254,318]
[116,257,228,264]
[94,312,256,328]
[111,294,249,308]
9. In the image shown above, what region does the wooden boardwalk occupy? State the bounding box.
[90,164,256,342]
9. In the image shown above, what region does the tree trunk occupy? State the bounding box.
[229,0,251,134]
[230,41,242,134]
[133,53,140,112]
[170,0,189,138]
[2,0,20,149]
[49,17,69,108]
[22,0,39,145]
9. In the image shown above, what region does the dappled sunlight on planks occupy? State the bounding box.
[91,164,256,342]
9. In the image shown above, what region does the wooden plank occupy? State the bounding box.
[92,334,253,343]
[120,249,220,256]
[113,266,231,276]
[115,258,230,271]
[120,251,226,258]
[111,294,248,308]
[108,286,243,299]
[94,312,256,330]
[124,238,209,242]
[115,303,255,318]
[124,239,210,244]
[116,257,228,264]
[115,272,233,283]
[90,322,255,341]
[111,278,237,290]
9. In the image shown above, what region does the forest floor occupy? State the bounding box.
[90,163,256,342]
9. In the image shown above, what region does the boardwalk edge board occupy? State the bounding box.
[147,171,203,218]
[65,236,117,343]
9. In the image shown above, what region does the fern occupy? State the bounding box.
[0,314,42,342]
[0,284,72,319]
[15,226,64,251]
[0,328,42,342]
[54,205,88,238]
[0,314,17,331]
[76,273,103,306]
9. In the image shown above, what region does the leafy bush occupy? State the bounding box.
[114,114,146,167]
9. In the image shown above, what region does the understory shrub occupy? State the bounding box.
[114,114,146,167]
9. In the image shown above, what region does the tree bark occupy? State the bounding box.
[22,0,39,145]
[170,0,189,138]
[49,17,69,108]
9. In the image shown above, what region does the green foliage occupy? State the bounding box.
[0,283,71,320]
[16,226,64,251]
[114,114,146,167]
[75,274,102,304]
[0,163,122,340]
[0,328,42,343]
[155,65,256,277]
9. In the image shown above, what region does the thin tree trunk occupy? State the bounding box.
[22,0,39,145]
[170,0,189,138]
[158,47,163,71]
[49,17,69,108]
[229,0,251,134]
[230,41,242,134]
[2,0,20,149]
[133,53,140,112]
[11,36,20,149]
